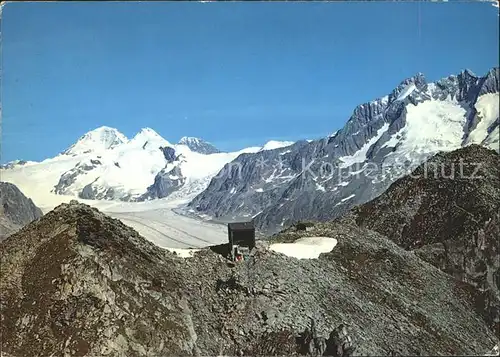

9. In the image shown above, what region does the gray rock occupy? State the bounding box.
[160,146,177,163]
[79,181,120,201]
[0,182,43,240]
[53,159,102,195]
[139,165,186,200]
[178,136,221,154]
[1,201,497,356]
[349,144,500,333]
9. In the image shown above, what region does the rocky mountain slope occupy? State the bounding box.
[178,136,221,154]
[189,67,499,233]
[347,144,500,333]
[0,182,43,240]
[1,199,498,356]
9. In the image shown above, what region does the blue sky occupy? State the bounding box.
[1,1,499,163]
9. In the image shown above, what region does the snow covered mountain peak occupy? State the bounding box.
[408,72,426,84]
[177,136,220,154]
[62,126,128,156]
[130,127,170,148]
[179,136,201,144]
[390,72,428,101]
[260,140,295,151]
[134,127,162,139]
[460,68,477,77]
[96,125,122,132]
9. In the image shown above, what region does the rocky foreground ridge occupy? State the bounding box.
[0,201,497,356]
[1,146,499,356]
[349,144,500,333]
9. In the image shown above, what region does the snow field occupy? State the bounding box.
[269,237,338,259]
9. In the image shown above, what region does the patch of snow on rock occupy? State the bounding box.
[466,93,499,146]
[396,83,417,101]
[269,237,338,259]
[315,183,326,192]
[335,194,356,206]
[260,140,295,151]
[338,123,389,168]
[341,194,355,202]
[387,98,467,162]
[382,130,403,149]
[484,344,499,356]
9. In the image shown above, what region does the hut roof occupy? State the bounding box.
[228,221,255,231]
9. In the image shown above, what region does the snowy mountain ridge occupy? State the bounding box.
[2,67,497,227]
[1,126,295,206]
[189,67,500,232]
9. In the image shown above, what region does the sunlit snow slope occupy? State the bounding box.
[1,126,298,249]
[1,126,270,203]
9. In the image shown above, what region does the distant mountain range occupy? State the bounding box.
[1,67,498,234]
[0,126,294,206]
[189,67,499,233]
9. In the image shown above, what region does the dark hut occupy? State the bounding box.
[227,221,255,261]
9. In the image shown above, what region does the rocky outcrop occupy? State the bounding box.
[348,144,500,333]
[178,136,220,154]
[160,146,178,163]
[189,68,499,233]
[137,147,189,201]
[0,182,43,240]
[1,201,498,356]
[78,180,125,201]
[0,201,200,356]
[485,344,500,356]
[139,165,186,200]
[295,321,356,357]
[53,159,102,195]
